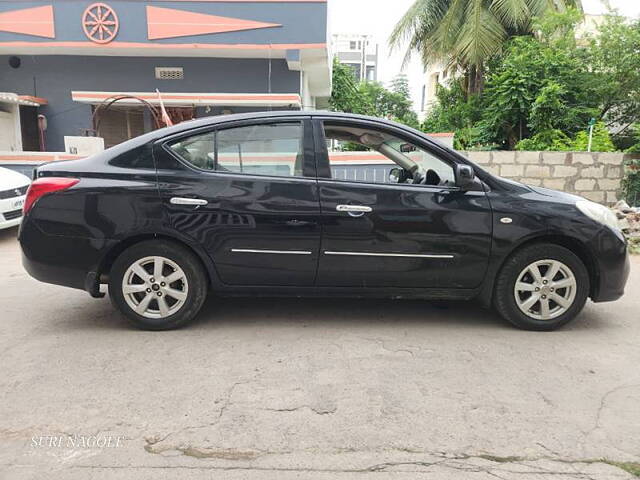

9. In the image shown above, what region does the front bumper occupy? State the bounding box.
[0,216,22,230]
[589,226,630,302]
[0,194,25,229]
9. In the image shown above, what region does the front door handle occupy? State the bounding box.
[170,197,208,206]
[336,204,372,217]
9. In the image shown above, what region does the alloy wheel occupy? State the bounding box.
[513,259,577,321]
[121,256,189,319]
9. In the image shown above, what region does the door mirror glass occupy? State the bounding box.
[388,167,406,184]
[455,164,476,190]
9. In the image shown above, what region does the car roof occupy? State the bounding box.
[162,110,436,142]
[162,110,408,135]
[99,110,426,159]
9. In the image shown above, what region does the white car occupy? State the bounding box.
[0,167,30,230]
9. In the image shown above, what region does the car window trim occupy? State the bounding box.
[158,117,317,180]
[317,177,461,193]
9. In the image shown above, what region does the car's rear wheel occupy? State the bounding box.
[494,243,589,331]
[109,240,207,330]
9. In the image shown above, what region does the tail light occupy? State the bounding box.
[23,177,79,215]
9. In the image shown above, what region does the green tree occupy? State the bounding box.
[588,15,640,133]
[415,9,640,151]
[479,10,599,148]
[389,73,411,99]
[329,60,419,128]
[421,79,485,149]
[328,58,360,113]
[390,0,577,95]
[357,82,420,128]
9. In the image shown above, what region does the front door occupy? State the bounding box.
[155,118,320,286]
[314,118,492,289]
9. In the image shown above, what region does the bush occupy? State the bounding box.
[624,124,640,154]
[515,129,571,151]
[571,121,616,152]
[622,159,640,207]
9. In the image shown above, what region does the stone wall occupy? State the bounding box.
[460,151,632,205]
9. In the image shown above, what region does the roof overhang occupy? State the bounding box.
[71,91,302,108]
[0,42,326,59]
[0,92,48,107]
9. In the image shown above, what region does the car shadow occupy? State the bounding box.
[57,284,614,334]
[61,293,613,333]
[64,293,519,333]
[192,295,509,331]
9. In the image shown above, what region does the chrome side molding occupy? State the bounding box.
[231,249,312,255]
[323,251,454,259]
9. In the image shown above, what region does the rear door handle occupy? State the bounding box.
[336,205,372,213]
[336,204,372,217]
[170,197,208,206]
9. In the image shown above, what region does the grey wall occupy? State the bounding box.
[463,151,630,205]
[1,55,300,151]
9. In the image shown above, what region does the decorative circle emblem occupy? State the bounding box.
[82,3,119,44]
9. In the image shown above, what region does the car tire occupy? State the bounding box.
[109,240,208,330]
[494,243,589,331]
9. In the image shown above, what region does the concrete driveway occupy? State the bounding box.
[0,226,639,479]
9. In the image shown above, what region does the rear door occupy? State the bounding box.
[313,118,492,289]
[155,117,321,286]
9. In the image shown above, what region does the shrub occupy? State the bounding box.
[622,158,640,207]
[516,129,572,151]
[571,121,616,152]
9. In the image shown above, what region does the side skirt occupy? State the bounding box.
[212,286,480,301]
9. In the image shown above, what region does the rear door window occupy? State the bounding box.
[167,122,305,178]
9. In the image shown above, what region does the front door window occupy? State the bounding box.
[323,123,455,187]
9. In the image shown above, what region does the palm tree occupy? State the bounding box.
[390,0,581,95]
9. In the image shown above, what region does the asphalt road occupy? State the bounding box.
[1,226,639,479]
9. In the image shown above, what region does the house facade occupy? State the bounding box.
[332,33,378,82]
[0,0,330,152]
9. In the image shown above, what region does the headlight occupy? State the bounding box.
[576,199,620,231]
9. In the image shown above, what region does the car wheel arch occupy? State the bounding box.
[96,233,218,289]
[479,233,598,308]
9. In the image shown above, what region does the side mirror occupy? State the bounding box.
[389,167,410,184]
[388,167,404,184]
[455,164,475,190]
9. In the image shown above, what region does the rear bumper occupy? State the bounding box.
[589,227,630,303]
[19,219,116,294]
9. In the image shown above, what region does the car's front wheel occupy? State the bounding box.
[109,240,208,330]
[494,243,590,331]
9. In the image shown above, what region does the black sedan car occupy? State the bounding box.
[19,111,629,330]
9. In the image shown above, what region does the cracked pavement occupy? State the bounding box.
[0,227,639,479]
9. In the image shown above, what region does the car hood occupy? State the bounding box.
[0,167,31,190]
